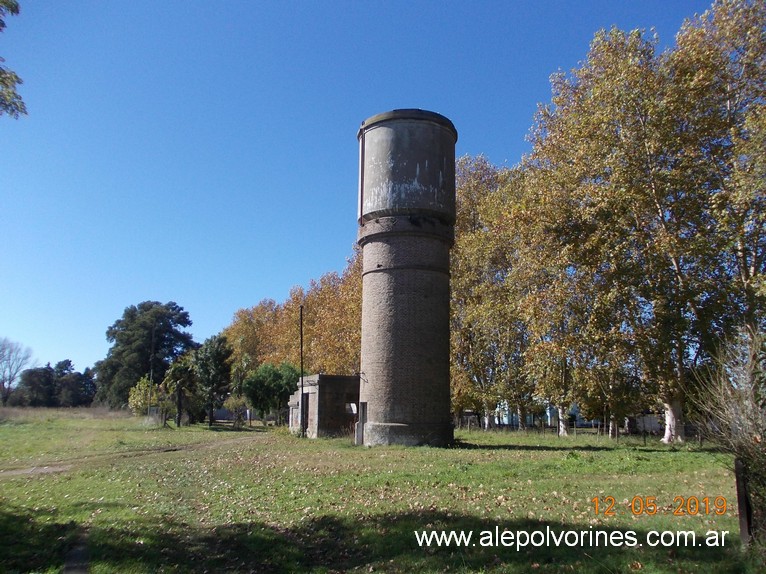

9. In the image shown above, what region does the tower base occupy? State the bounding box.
[363,422,454,447]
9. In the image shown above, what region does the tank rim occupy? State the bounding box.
[358,109,457,141]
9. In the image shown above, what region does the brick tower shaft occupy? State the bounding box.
[356,109,457,447]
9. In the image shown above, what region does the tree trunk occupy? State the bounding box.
[608,411,618,438]
[208,405,214,428]
[517,405,527,431]
[661,398,685,443]
[557,405,568,436]
[175,386,182,428]
[482,401,493,430]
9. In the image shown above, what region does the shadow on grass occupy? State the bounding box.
[451,439,724,455]
[0,505,755,574]
[0,505,78,573]
[453,440,612,453]
[204,422,268,433]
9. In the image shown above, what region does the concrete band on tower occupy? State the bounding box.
[356,109,457,447]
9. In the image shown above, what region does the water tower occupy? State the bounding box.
[356,109,457,446]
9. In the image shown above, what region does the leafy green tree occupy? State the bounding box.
[127,374,173,422]
[161,352,199,427]
[0,0,26,118]
[17,364,56,406]
[194,334,233,427]
[223,394,248,429]
[95,301,196,408]
[57,367,96,407]
[242,362,299,423]
[127,375,154,416]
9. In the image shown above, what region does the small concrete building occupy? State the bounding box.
[288,374,360,438]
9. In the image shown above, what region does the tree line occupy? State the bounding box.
[86,301,300,427]
[447,0,764,444]
[10,361,95,407]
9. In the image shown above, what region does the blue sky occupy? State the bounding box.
[1,0,713,372]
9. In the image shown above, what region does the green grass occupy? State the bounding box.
[0,408,757,573]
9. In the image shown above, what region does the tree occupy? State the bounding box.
[127,375,154,416]
[194,334,233,427]
[223,394,248,429]
[242,361,299,423]
[16,364,56,406]
[95,301,196,408]
[57,367,96,407]
[0,337,32,405]
[517,1,766,442]
[225,299,278,376]
[12,360,96,408]
[0,0,26,118]
[161,352,199,427]
[451,157,511,428]
[521,26,684,440]
[450,157,540,430]
[669,0,766,336]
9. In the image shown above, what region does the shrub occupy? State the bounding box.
[690,330,765,557]
[223,394,248,429]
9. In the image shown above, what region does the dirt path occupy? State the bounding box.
[0,434,258,478]
[0,464,74,477]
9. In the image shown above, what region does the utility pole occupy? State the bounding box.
[147,321,156,417]
[300,304,305,438]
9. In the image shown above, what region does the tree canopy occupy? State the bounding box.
[194,334,233,427]
[224,251,361,377]
[95,301,196,408]
[242,362,299,421]
[13,360,95,407]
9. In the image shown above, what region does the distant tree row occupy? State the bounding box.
[10,360,96,407]
[90,301,300,426]
[1,337,95,408]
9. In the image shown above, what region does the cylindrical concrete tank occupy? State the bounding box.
[358,109,457,225]
[357,109,457,447]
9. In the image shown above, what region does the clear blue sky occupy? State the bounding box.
[1,0,712,372]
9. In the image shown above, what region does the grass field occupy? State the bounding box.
[0,408,757,573]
